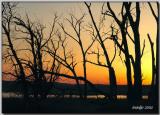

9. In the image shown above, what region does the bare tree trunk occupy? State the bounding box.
[121,29,133,101]
[132,29,142,102]
[155,4,159,106]
[147,34,156,86]
[125,2,142,102]
[109,67,117,100]
[82,54,87,99]
[72,70,83,99]
[147,32,157,106]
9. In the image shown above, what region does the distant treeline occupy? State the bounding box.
[2,81,151,95]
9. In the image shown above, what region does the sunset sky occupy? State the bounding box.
[2,2,157,85]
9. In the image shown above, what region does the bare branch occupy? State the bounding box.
[85,37,96,54]
[87,60,108,68]
[110,43,117,65]
[107,3,121,25]
[126,30,135,43]
[41,14,58,48]
[129,55,135,67]
[148,2,158,21]
[141,39,145,58]
[59,23,79,43]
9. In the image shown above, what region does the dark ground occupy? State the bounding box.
[2,81,158,113]
[2,98,158,114]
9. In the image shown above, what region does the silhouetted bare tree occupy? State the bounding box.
[14,13,59,99]
[2,2,28,99]
[147,2,159,105]
[124,2,143,102]
[59,14,96,99]
[85,2,117,101]
[44,29,110,99]
[44,30,83,98]
[102,2,134,101]
[147,34,156,87]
